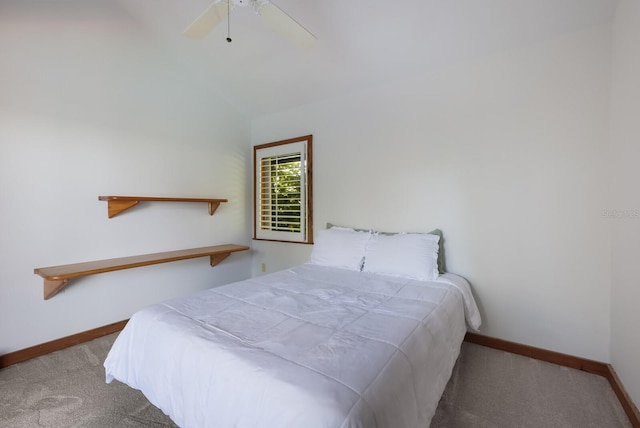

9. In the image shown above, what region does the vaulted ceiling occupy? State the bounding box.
[5,0,620,118]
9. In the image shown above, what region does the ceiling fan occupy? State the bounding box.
[184,0,316,49]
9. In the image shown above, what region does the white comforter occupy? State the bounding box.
[104,264,481,428]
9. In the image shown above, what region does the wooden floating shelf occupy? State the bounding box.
[98,196,228,218]
[34,244,250,300]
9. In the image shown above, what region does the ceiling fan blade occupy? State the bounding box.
[257,2,316,49]
[184,1,230,39]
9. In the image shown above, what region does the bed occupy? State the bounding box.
[104,228,481,428]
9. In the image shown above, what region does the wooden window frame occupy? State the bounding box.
[253,135,313,244]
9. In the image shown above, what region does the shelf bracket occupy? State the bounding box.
[210,253,230,267]
[208,202,221,216]
[44,279,69,300]
[106,200,139,218]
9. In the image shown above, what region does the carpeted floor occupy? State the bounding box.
[0,333,632,427]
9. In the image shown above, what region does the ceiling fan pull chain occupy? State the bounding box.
[226,0,232,42]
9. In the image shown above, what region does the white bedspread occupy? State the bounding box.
[104,264,481,428]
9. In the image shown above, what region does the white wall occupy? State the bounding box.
[0,1,251,354]
[251,24,613,361]
[610,0,640,408]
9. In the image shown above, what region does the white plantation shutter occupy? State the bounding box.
[260,152,302,233]
[254,137,312,243]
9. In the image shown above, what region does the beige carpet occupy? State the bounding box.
[431,343,632,427]
[0,333,632,427]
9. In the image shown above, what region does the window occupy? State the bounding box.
[254,135,313,243]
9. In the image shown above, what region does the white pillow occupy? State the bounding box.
[309,227,371,271]
[363,233,440,281]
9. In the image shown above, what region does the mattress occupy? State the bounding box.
[104,263,481,428]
